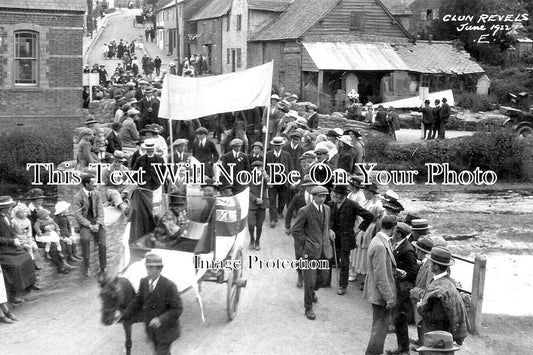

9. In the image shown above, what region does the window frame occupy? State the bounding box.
[236,14,242,31]
[349,12,365,32]
[227,48,230,64]
[14,30,39,86]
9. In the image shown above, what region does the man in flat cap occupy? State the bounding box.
[192,127,219,177]
[283,131,304,205]
[119,108,141,157]
[123,252,183,355]
[219,138,250,194]
[291,186,334,320]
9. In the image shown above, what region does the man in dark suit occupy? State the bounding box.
[138,88,160,131]
[265,136,292,228]
[73,174,107,279]
[219,138,250,195]
[328,185,373,295]
[387,222,419,355]
[248,161,269,251]
[132,140,166,191]
[439,97,451,139]
[122,252,183,355]
[172,139,191,164]
[248,141,264,165]
[191,127,219,177]
[285,174,315,288]
[106,121,122,155]
[421,100,435,140]
[283,131,304,206]
[291,186,334,320]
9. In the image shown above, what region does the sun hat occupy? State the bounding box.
[54,201,71,215]
[0,196,17,209]
[411,219,431,231]
[416,331,461,352]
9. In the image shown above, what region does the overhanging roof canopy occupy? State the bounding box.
[303,42,408,71]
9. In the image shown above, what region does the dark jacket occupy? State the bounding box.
[106,131,122,154]
[219,151,250,194]
[392,238,418,284]
[421,106,435,124]
[285,192,309,230]
[265,149,292,187]
[132,154,166,191]
[328,198,373,251]
[291,203,333,260]
[282,142,304,174]
[191,138,219,165]
[440,103,451,122]
[123,276,183,344]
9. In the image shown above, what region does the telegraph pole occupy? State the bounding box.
[175,0,180,60]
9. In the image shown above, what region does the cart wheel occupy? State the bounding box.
[226,249,243,321]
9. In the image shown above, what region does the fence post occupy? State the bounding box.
[469,254,487,335]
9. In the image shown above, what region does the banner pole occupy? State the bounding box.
[259,99,271,201]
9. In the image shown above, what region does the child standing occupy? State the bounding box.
[34,209,63,260]
[11,203,41,270]
[94,127,108,161]
[53,201,81,263]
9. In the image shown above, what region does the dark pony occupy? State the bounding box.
[99,276,140,355]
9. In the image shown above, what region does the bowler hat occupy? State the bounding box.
[348,175,363,188]
[416,331,460,352]
[145,252,164,267]
[331,185,348,195]
[363,182,379,194]
[230,138,243,147]
[173,138,188,146]
[413,236,434,254]
[300,174,315,187]
[195,127,208,135]
[0,196,17,209]
[299,151,316,160]
[26,188,45,200]
[326,129,341,138]
[269,136,285,146]
[252,141,264,150]
[310,186,329,195]
[428,246,455,266]
[411,219,431,231]
[201,178,218,188]
[54,201,70,215]
[85,116,98,125]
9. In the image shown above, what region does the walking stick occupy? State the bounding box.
[331,239,340,285]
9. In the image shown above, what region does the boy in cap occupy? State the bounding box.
[248,161,269,250]
[291,186,334,320]
[219,138,250,195]
[172,139,190,163]
[248,142,264,165]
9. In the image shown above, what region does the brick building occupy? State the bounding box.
[0,0,86,136]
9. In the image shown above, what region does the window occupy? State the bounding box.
[236,48,242,68]
[227,48,230,64]
[349,12,365,31]
[226,16,230,31]
[433,8,439,20]
[236,14,242,31]
[15,31,38,85]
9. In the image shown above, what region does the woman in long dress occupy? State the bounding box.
[347,176,367,282]
[353,182,384,289]
[0,266,17,323]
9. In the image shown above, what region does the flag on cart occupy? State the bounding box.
[159,62,273,120]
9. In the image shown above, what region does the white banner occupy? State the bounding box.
[159,62,273,120]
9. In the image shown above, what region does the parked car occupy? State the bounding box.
[500,105,533,137]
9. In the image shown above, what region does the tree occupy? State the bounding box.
[431,0,527,65]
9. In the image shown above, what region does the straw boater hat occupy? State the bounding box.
[413,236,434,254]
[141,139,156,150]
[269,136,285,146]
[338,135,353,147]
[26,188,45,200]
[411,219,431,231]
[85,116,98,125]
[0,196,17,209]
[173,138,188,146]
[112,150,127,162]
[54,201,70,215]
[145,252,164,267]
[416,331,461,353]
[428,246,455,266]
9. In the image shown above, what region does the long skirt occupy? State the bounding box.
[0,251,36,293]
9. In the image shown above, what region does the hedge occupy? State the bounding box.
[0,130,73,186]
[365,129,530,182]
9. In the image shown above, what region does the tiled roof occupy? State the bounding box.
[379,0,414,16]
[0,0,85,12]
[393,41,485,74]
[250,0,339,41]
[189,0,232,21]
[248,0,291,12]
